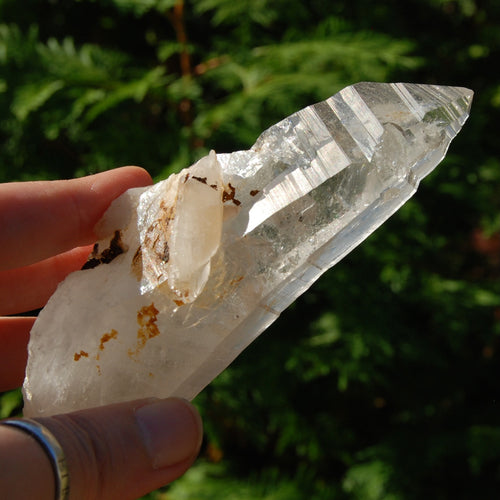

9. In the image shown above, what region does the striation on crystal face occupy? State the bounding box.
[23,82,473,416]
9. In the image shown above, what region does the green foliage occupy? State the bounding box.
[1,0,499,499]
[0,0,419,181]
[108,0,177,16]
[0,390,22,419]
[152,462,336,500]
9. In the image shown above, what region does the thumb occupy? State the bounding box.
[0,397,203,500]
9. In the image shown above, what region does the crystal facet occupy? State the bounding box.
[23,82,473,416]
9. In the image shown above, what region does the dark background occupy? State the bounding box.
[1,1,499,498]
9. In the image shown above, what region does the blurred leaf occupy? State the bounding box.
[83,66,169,124]
[109,0,177,16]
[343,460,399,500]
[11,79,64,120]
[468,426,500,475]
[195,0,278,27]
[0,390,23,418]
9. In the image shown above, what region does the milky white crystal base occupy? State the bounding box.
[23,82,473,416]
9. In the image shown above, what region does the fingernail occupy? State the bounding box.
[135,398,202,469]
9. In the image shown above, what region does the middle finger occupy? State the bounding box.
[0,245,92,316]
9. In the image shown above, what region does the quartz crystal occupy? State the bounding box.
[23,82,473,416]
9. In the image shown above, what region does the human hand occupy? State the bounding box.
[0,168,203,499]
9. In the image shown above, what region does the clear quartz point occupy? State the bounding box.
[23,82,473,416]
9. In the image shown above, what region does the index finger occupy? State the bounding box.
[0,167,152,271]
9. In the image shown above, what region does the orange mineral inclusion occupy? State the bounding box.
[99,329,118,351]
[128,303,161,358]
[74,350,89,361]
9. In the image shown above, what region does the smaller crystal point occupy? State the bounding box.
[138,150,224,303]
[23,83,472,416]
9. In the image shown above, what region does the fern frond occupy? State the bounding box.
[109,0,177,16]
[195,0,278,27]
[83,66,169,124]
[11,79,65,120]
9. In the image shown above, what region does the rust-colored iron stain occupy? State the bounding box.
[99,329,118,351]
[143,202,174,265]
[74,350,89,361]
[133,202,175,282]
[222,183,241,206]
[230,276,244,286]
[261,303,280,315]
[82,230,126,270]
[128,303,161,358]
[250,189,260,196]
[173,289,189,307]
[159,201,175,225]
[95,329,119,362]
[131,246,142,280]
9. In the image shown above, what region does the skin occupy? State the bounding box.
[0,168,203,500]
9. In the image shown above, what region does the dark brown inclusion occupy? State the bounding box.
[192,176,208,184]
[191,175,218,190]
[82,230,125,270]
[160,242,169,263]
[222,183,241,206]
